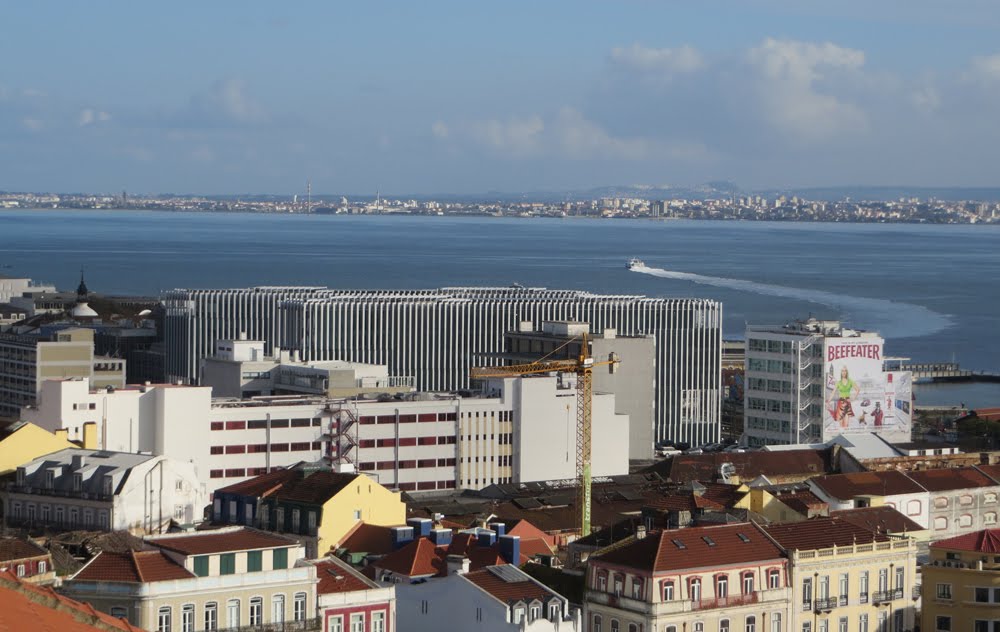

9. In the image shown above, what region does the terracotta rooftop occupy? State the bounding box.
[72,551,194,583]
[313,556,380,595]
[149,528,297,556]
[906,467,998,492]
[810,470,926,500]
[0,570,142,631]
[831,506,924,534]
[773,489,828,515]
[977,464,1000,483]
[763,516,890,550]
[338,522,395,556]
[930,528,1000,554]
[373,538,445,578]
[214,467,300,497]
[0,537,49,563]
[644,448,834,483]
[594,523,783,572]
[271,470,361,504]
[464,566,558,605]
[644,482,742,513]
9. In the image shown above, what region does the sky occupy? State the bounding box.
[2,1,1000,196]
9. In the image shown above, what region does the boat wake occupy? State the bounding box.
[633,265,952,339]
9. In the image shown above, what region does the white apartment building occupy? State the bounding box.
[24,374,629,493]
[743,319,912,447]
[0,275,55,304]
[5,448,206,534]
[163,285,722,448]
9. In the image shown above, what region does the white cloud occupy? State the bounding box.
[965,53,1000,83]
[78,108,111,127]
[431,121,449,139]
[747,38,868,141]
[911,85,941,113]
[609,43,705,76]
[21,117,43,131]
[437,108,709,162]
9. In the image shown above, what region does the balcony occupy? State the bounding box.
[872,589,903,604]
[216,618,321,632]
[814,597,838,611]
[695,593,759,610]
[586,588,786,617]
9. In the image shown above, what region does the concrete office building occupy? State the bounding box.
[0,327,124,420]
[504,321,655,459]
[744,319,912,447]
[164,286,721,447]
[200,336,414,399]
[25,374,629,493]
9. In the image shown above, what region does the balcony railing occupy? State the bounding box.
[694,593,759,611]
[814,597,838,611]
[801,601,813,612]
[872,589,903,604]
[215,618,321,632]
[859,592,869,604]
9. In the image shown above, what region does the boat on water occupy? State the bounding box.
[627,258,644,270]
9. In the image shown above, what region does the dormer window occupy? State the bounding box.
[73,473,83,492]
[102,475,113,496]
[16,468,25,486]
[45,470,54,488]
[548,601,561,621]
[529,602,541,621]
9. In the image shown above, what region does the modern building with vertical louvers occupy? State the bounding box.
[163,286,722,448]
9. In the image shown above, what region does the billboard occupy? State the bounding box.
[823,337,897,439]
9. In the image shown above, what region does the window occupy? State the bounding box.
[632,578,643,599]
[803,624,812,632]
[690,577,702,601]
[549,603,561,621]
[204,603,218,631]
[530,604,541,621]
[936,583,952,599]
[895,567,904,590]
[986,512,997,525]
[38,560,47,574]
[746,616,756,632]
[744,572,755,594]
[611,620,620,632]
[293,592,306,622]
[819,621,828,632]
[271,595,285,623]
[219,553,235,575]
[329,616,343,632]
[273,548,288,569]
[15,565,25,578]
[771,613,781,632]
[662,580,675,601]
[372,611,385,632]
[513,608,525,625]
[768,569,781,589]
[934,516,948,530]
[859,572,869,602]
[613,574,623,595]
[247,550,262,572]
[838,618,847,632]
[878,569,888,592]
[721,620,730,632]
[226,599,240,629]
[859,614,868,632]
[936,617,951,632]
[157,607,172,632]
[193,556,209,577]
[803,577,813,608]
[717,575,729,598]
[819,575,830,599]
[110,607,127,620]
[959,514,973,527]
[597,571,608,592]
[840,573,849,605]
[181,605,194,632]
[974,587,1000,603]
[593,615,603,632]
[629,624,639,632]
[249,598,263,626]
[695,623,704,632]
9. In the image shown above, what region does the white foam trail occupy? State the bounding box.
[632,264,951,339]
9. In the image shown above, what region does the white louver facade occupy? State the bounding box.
[164,286,722,447]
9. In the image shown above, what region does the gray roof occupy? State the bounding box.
[16,449,160,498]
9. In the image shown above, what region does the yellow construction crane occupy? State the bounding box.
[470,332,619,537]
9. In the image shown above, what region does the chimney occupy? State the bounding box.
[81,422,98,450]
[407,517,432,538]
[446,554,471,576]
[498,534,521,565]
[390,526,415,550]
[429,528,453,546]
[477,530,497,548]
[488,522,507,537]
[71,454,86,470]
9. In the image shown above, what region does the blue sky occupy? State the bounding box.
[2,1,1000,195]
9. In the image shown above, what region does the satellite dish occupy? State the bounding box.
[138,309,152,317]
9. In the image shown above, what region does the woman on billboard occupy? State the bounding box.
[833,365,860,428]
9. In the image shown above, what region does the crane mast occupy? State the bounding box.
[470,332,617,538]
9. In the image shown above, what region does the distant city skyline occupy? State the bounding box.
[2,1,1000,195]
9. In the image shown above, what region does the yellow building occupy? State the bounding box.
[0,420,93,475]
[764,515,919,632]
[921,529,1000,632]
[213,465,406,558]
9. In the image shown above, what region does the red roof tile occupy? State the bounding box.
[271,470,361,505]
[978,464,1000,483]
[214,468,299,497]
[374,538,446,578]
[831,507,923,534]
[464,566,557,604]
[0,569,143,631]
[337,522,395,556]
[763,516,890,550]
[931,528,1000,553]
[313,557,380,595]
[906,467,998,492]
[0,537,49,563]
[595,523,784,572]
[810,470,925,500]
[150,528,297,556]
[647,449,833,483]
[73,551,194,583]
